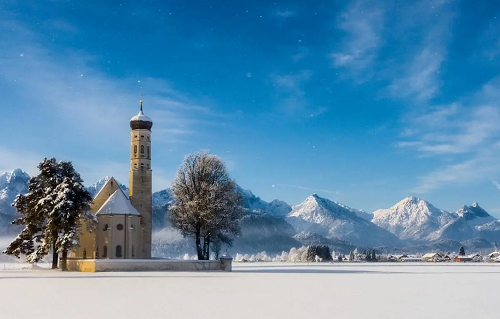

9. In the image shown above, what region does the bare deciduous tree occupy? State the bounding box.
[169,151,243,260]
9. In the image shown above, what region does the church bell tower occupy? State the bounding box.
[129,100,153,258]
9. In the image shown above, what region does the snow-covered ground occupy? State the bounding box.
[0,262,498,319]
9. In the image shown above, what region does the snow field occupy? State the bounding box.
[0,263,498,319]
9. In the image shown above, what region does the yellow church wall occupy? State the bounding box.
[71,177,120,259]
[67,260,96,272]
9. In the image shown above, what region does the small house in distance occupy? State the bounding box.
[422,253,443,262]
[487,251,500,262]
[400,256,421,262]
[455,254,482,262]
[454,255,473,262]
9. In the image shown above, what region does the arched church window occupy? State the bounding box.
[116,224,124,231]
[103,245,107,258]
[147,146,150,156]
[134,145,137,154]
[103,224,109,231]
[116,245,122,258]
[83,248,87,259]
[141,145,144,154]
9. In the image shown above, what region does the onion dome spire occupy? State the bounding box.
[130,99,153,130]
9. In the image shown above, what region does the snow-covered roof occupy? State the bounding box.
[130,110,152,123]
[95,188,140,216]
[422,253,441,258]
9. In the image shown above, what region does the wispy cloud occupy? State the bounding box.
[386,0,455,102]
[0,15,219,188]
[492,180,500,193]
[399,77,500,193]
[387,47,445,102]
[0,18,215,146]
[330,0,385,77]
[274,10,297,18]
[270,70,312,114]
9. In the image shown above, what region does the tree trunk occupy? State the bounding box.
[51,242,58,269]
[195,228,203,260]
[61,249,68,271]
[203,237,210,260]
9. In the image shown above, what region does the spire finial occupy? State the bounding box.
[140,93,144,112]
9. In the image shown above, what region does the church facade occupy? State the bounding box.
[71,102,153,259]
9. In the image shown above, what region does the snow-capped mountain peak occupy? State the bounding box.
[287,194,399,247]
[372,196,455,241]
[0,169,30,217]
[0,169,30,192]
[86,176,129,198]
[457,203,492,220]
[236,185,291,216]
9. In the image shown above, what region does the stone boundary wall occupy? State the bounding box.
[67,258,232,272]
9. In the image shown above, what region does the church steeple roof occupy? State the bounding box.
[130,100,153,130]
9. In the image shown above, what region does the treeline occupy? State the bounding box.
[234,245,334,263]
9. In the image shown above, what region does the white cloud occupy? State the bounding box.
[0,16,219,189]
[270,71,312,114]
[387,48,444,102]
[330,0,385,76]
[274,10,297,18]
[400,78,500,193]
[386,0,455,102]
[492,180,500,193]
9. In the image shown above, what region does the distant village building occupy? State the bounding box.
[421,253,443,262]
[488,251,500,262]
[454,255,473,262]
[71,101,153,260]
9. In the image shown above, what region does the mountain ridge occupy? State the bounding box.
[1,169,500,254]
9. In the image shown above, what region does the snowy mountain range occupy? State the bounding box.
[1,168,500,255]
[87,176,129,198]
[372,196,456,242]
[0,169,30,233]
[287,194,400,247]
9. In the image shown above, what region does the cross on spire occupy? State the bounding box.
[140,93,144,112]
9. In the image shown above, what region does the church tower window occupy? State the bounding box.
[116,224,124,231]
[147,146,150,157]
[116,245,122,258]
[103,245,108,258]
[134,145,137,154]
[141,145,144,154]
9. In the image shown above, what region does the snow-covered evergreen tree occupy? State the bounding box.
[459,246,465,256]
[2,158,96,270]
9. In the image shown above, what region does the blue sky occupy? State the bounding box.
[2,0,500,216]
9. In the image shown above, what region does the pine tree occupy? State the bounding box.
[3,158,96,270]
[366,249,371,261]
[306,245,317,262]
[371,249,376,261]
[459,246,465,256]
[349,251,354,261]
